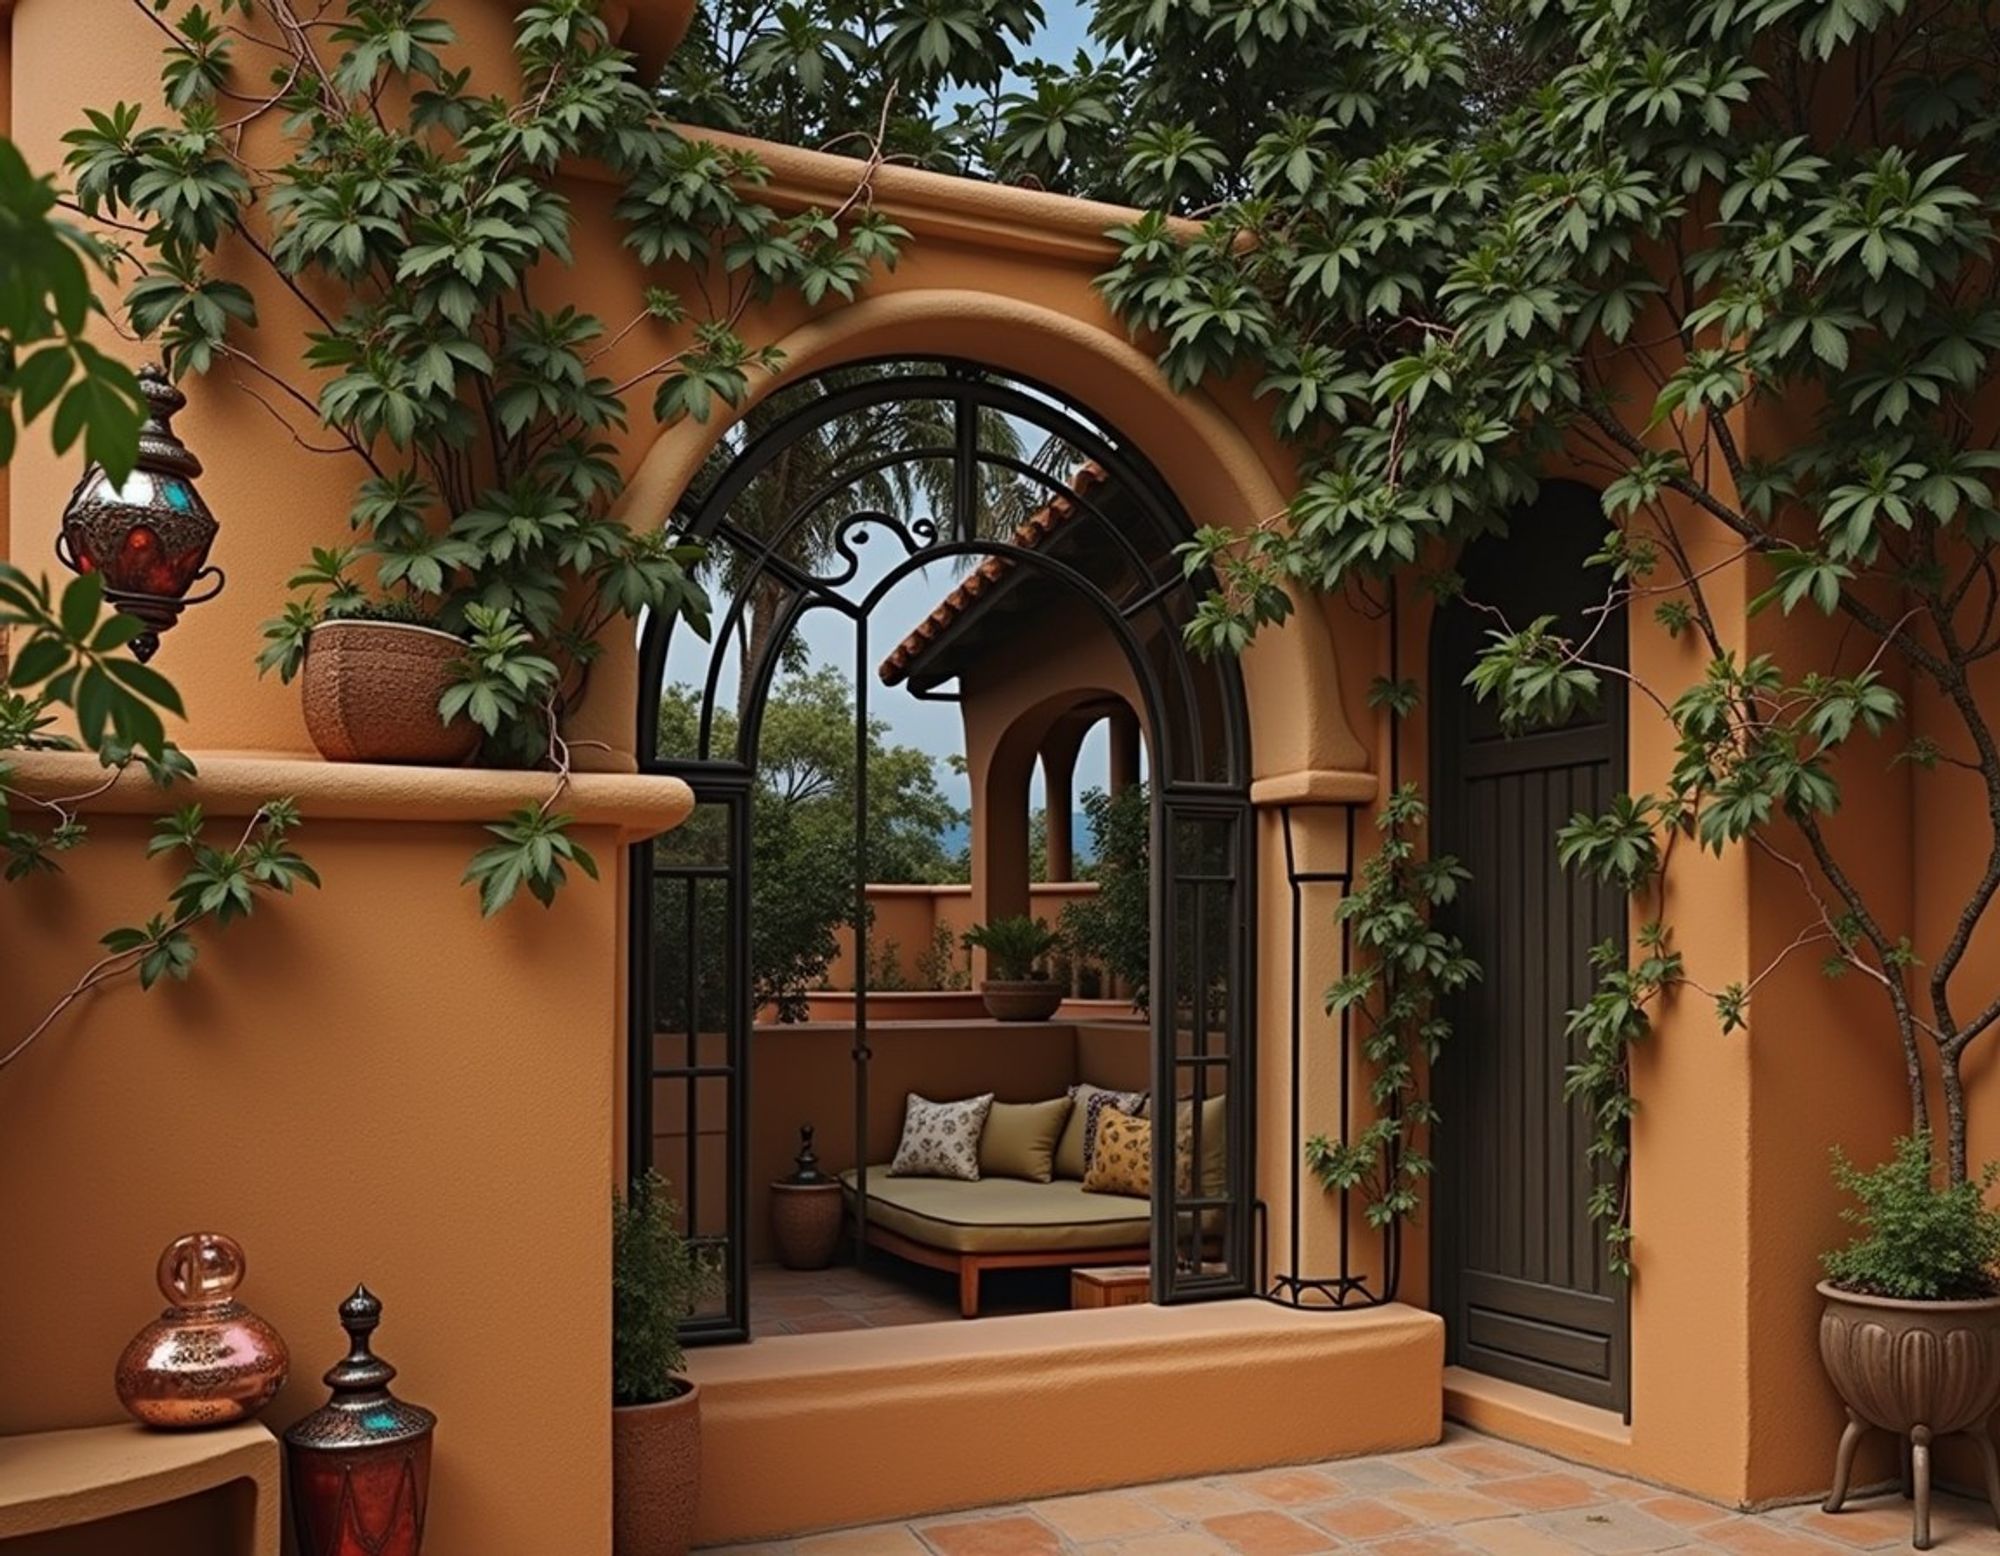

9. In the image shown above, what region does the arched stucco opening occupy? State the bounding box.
[577,289,1364,783]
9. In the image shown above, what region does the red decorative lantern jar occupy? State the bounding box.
[57,362,223,662]
[284,1285,435,1556]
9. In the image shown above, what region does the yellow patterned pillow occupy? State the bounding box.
[1081,1106,1151,1197]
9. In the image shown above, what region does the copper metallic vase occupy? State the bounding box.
[114,1232,289,1429]
[285,1285,436,1556]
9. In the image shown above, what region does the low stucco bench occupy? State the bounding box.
[841,1168,1149,1317]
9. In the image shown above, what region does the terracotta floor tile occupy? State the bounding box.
[1535,1504,1714,1555]
[782,1310,869,1333]
[1107,1534,1237,1556]
[796,1528,930,1555]
[1307,1497,1417,1540]
[1438,1445,1554,1479]
[1403,1457,1480,1485]
[921,1514,1067,1556]
[1782,1509,1912,1551]
[1145,1483,1263,1521]
[1482,1476,1604,1513]
[1335,1462,1426,1494]
[1200,1509,1338,1555]
[1237,1470,1347,1507]
[1697,1518,1851,1556]
[1456,1516,1594,1556]
[1632,1497,1729,1530]
[1028,1491,1172,1542]
[1386,1487,1519,1525]
[1372,1536,1476,1556]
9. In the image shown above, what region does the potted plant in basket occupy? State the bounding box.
[613,1170,718,1556]
[962,915,1065,1022]
[1817,1132,2000,1549]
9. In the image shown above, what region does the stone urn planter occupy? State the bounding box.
[1817,1281,2000,1549]
[301,619,479,765]
[978,978,1064,1022]
[612,1382,701,1556]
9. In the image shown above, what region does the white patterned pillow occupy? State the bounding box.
[889,1092,994,1180]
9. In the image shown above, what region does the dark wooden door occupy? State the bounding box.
[1430,481,1630,1412]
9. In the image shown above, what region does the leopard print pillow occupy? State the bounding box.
[1081,1106,1152,1197]
[888,1092,994,1181]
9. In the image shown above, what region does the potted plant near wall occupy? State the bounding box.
[962,915,1064,1022]
[63,0,906,908]
[1817,1133,2000,1549]
[612,1171,716,1556]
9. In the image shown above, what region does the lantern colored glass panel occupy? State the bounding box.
[57,364,224,661]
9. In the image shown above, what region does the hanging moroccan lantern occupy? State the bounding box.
[57,362,224,662]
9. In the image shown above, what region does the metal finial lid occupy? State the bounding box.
[132,361,202,479]
[786,1124,827,1185]
[325,1284,397,1393]
[283,1284,435,1451]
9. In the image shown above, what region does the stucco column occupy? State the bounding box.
[1039,715,1094,885]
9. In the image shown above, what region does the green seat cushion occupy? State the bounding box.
[842,1168,1149,1254]
[979,1096,1073,1183]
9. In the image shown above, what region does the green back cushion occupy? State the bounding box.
[978,1096,1074,1183]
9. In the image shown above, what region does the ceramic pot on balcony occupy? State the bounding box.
[301,618,479,765]
[979,978,1064,1022]
[771,1126,844,1270]
[613,1382,701,1556]
[1816,1281,2000,1549]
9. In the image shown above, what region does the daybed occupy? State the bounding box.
[840,1169,1149,1318]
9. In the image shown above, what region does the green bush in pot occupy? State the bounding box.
[1816,1132,2000,1547]
[962,915,1064,1022]
[612,1171,718,1556]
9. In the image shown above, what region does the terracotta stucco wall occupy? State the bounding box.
[0,759,690,1556]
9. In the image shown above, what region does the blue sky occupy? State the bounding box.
[1029,0,1097,66]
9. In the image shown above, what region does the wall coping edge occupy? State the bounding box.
[4,750,695,839]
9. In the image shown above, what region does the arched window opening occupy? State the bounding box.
[632,360,1254,1341]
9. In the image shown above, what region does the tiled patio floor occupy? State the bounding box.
[749,1260,1070,1336]
[699,1424,1997,1554]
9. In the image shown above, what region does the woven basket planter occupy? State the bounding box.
[300,619,479,766]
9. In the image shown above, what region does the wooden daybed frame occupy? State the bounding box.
[859,1221,1150,1318]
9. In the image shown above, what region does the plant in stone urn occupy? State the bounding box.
[612,1170,717,1556]
[962,915,1064,1023]
[1817,1132,2000,1548]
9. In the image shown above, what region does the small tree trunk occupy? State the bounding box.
[1940,1045,1969,1186]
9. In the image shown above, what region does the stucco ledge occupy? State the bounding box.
[3,750,695,841]
[1250,769,1379,807]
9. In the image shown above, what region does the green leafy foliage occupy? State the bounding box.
[1060,783,1151,1008]
[64,0,912,912]
[666,2,1044,172]
[1002,0,2000,1233]
[1822,1134,2000,1302]
[0,136,145,481]
[0,561,313,1070]
[656,671,966,1021]
[963,914,1064,980]
[1306,781,1476,1228]
[612,1170,720,1406]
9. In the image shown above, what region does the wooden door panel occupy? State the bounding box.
[1431,481,1630,1414]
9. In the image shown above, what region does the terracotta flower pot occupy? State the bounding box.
[979,978,1064,1022]
[300,619,480,766]
[1816,1281,2000,1548]
[612,1382,701,1556]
